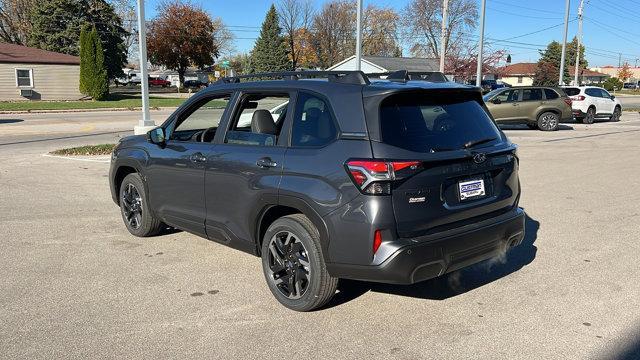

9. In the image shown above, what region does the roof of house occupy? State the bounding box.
[497,62,608,78]
[497,62,537,76]
[0,42,80,65]
[328,55,439,72]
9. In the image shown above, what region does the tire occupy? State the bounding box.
[261,214,338,311]
[584,107,596,124]
[119,173,164,237]
[526,123,538,130]
[537,111,559,131]
[610,106,621,122]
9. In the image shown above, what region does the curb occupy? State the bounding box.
[0,107,179,115]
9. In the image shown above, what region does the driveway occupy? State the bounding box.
[0,112,639,359]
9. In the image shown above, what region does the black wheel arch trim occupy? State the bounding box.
[256,195,332,263]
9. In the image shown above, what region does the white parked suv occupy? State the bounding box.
[563,86,622,123]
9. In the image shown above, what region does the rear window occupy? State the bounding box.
[564,87,580,96]
[544,88,559,99]
[380,92,501,153]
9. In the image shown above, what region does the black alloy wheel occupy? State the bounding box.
[265,230,311,300]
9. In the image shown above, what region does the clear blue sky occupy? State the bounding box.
[143,0,640,67]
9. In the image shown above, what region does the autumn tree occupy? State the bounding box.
[311,1,355,69]
[251,4,290,72]
[618,63,633,82]
[292,28,318,68]
[277,0,313,70]
[362,5,401,57]
[0,0,35,44]
[402,0,477,60]
[147,1,221,85]
[28,0,128,80]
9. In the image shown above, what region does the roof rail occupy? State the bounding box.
[368,71,448,83]
[217,70,370,85]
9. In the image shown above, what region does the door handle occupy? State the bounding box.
[256,157,278,168]
[189,152,207,163]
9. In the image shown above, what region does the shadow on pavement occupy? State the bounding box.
[327,213,540,308]
[499,124,574,131]
[0,119,24,124]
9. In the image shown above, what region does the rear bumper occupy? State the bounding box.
[328,207,526,284]
[572,109,586,118]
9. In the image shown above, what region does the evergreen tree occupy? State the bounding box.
[79,26,108,100]
[79,26,90,95]
[28,0,128,80]
[533,41,570,86]
[251,4,290,72]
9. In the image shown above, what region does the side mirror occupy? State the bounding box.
[491,98,502,104]
[147,127,165,145]
[610,95,616,100]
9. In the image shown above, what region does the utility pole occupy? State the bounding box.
[574,0,584,86]
[618,53,622,68]
[355,0,363,71]
[440,0,449,73]
[559,0,571,86]
[475,0,486,86]
[133,0,155,135]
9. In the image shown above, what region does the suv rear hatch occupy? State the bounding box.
[364,88,520,238]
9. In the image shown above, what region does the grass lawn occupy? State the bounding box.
[0,94,197,111]
[50,144,117,156]
[613,89,640,96]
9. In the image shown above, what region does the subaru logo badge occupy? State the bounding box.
[473,153,487,164]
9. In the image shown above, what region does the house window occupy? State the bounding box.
[517,76,523,84]
[16,69,33,87]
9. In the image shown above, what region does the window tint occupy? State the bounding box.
[585,88,600,97]
[496,89,519,102]
[170,95,230,141]
[599,89,611,98]
[16,69,32,87]
[291,92,338,147]
[564,87,580,96]
[225,93,290,147]
[544,88,559,99]
[380,92,501,153]
[522,88,543,101]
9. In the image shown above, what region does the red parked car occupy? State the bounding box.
[148,77,171,87]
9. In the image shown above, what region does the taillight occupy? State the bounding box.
[571,95,585,101]
[563,97,572,106]
[346,159,422,195]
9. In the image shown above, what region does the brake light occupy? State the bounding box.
[373,230,383,254]
[346,159,422,195]
[571,95,585,101]
[563,98,572,106]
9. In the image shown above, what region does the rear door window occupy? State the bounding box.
[585,88,600,97]
[522,88,543,101]
[290,92,338,147]
[380,92,501,153]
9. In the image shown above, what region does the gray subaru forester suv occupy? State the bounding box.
[109,71,525,311]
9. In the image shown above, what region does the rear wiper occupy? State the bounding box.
[463,137,496,149]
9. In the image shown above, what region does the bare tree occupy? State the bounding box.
[109,0,137,62]
[0,0,35,44]
[277,0,314,70]
[212,17,235,58]
[402,0,477,60]
[311,0,356,69]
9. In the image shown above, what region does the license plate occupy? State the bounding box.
[458,179,486,201]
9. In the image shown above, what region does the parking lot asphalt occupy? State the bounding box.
[1,112,639,359]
